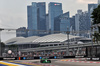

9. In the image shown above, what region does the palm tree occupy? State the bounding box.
[91,5,100,32]
[91,5,100,42]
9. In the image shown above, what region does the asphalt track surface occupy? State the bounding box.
[34,59,100,66]
[0,61,42,66]
[1,59,100,66]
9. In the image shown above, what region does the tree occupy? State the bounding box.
[91,5,100,33]
[91,5,100,42]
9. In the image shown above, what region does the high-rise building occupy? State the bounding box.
[37,2,46,31]
[27,3,37,36]
[46,14,49,31]
[48,2,63,33]
[75,10,90,37]
[88,4,97,25]
[46,14,50,34]
[75,10,82,33]
[27,2,46,36]
[98,0,100,5]
[79,11,90,31]
[16,27,28,37]
[79,11,90,37]
[54,12,70,33]
[60,12,70,32]
[70,16,75,31]
[88,4,97,17]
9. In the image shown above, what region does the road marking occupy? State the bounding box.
[7,61,56,66]
[0,64,7,66]
[0,61,24,66]
[8,61,42,66]
[60,59,100,64]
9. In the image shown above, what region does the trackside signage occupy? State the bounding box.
[86,58,100,61]
[3,58,15,60]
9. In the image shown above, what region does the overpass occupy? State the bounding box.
[20,42,100,52]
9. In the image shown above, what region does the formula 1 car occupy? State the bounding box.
[40,58,51,63]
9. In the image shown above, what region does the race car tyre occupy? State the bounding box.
[40,60,43,63]
[48,60,51,63]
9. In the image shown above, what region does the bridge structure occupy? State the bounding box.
[0,28,99,58]
[19,42,100,57]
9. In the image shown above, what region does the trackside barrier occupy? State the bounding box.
[63,56,75,58]
[0,56,76,60]
[19,57,21,60]
[86,57,100,61]
[1,56,100,61]
[0,57,17,60]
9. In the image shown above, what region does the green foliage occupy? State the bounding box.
[93,33,100,41]
[91,5,100,33]
[91,5,100,25]
[91,5,100,42]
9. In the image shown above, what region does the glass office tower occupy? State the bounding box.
[70,16,75,31]
[49,2,63,33]
[88,4,97,25]
[27,2,46,36]
[98,0,100,5]
[60,12,70,32]
[54,12,70,33]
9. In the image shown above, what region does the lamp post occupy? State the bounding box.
[0,28,4,56]
[91,26,94,58]
[66,27,70,56]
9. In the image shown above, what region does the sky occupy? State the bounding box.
[0,0,98,42]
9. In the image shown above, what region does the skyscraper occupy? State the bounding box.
[27,2,46,36]
[79,11,90,37]
[88,4,97,17]
[75,10,90,37]
[79,11,90,31]
[75,10,82,34]
[54,12,70,33]
[88,4,98,26]
[48,2,63,33]
[46,14,49,32]
[27,3,37,36]
[70,16,75,31]
[60,12,70,32]
[98,0,100,5]
[37,2,46,32]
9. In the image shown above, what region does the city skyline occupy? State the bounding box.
[1,0,100,64]
[27,2,70,36]
[0,0,98,42]
[0,0,98,28]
